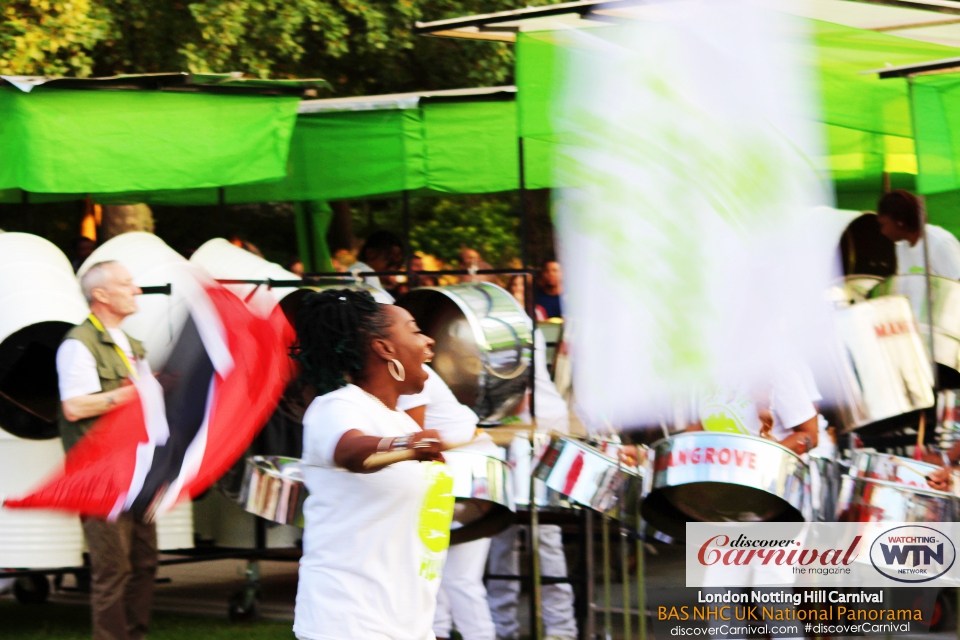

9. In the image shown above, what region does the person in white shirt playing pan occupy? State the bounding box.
[877,189,960,280]
[398,365,501,640]
[291,289,450,640]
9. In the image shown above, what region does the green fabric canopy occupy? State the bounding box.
[0,87,301,194]
[514,18,960,234]
[1,96,540,205]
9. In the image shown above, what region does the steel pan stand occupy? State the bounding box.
[530,471,545,640]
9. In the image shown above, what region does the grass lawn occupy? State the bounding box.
[1,601,294,640]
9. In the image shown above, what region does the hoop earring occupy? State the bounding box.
[388,359,406,382]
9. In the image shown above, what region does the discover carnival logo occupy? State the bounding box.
[687,524,960,587]
[697,534,861,572]
[868,525,956,583]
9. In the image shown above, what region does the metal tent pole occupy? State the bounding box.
[636,519,647,640]
[403,190,412,280]
[217,187,227,237]
[519,134,543,640]
[906,77,940,392]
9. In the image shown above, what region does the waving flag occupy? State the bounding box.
[547,0,838,425]
[3,275,296,520]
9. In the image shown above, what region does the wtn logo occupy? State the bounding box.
[879,543,944,567]
[870,526,956,583]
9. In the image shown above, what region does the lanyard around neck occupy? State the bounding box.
[88,314,139,380]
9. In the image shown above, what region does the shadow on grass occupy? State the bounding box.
[0,601,293,640]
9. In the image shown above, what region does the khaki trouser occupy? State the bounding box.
[82,514,158,640]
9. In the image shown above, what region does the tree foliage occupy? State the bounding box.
[0,0,548,94]
[0,0,111,76]
[411,196,520,267]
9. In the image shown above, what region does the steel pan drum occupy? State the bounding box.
[642,432,809,540]
[848,450,942,489]
[831,275,883,305]
[445,450,515,545]
[938,389,960,449]
[535,435,641,523]
[836,475,959,522]
[809,453,844,523]
[508,434,575,513]
[872,275,960,373]
[397,284,532,422]
[239,456,306,527]
[826,295,935,433]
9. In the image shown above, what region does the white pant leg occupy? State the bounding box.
[434,538,496,640]
[486,526,522,640]
[539,524,578,639]
[434,581,454,639]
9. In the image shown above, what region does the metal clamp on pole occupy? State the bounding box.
[139,284,172,296]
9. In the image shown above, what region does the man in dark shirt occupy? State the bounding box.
[534,260,563,319]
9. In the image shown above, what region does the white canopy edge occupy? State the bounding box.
[415,0,960,49]
[298,85,517,114]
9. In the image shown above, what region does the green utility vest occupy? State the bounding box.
[58,317,146,453]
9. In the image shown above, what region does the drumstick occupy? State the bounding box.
[362,425,533,470]
[915,412,926,461]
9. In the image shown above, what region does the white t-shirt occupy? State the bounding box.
[699,370,816,441]
[56,329,150,400]
[397,365,501,457]
[397,365,478,445]
[294,384,454,640]
[516,329,570,434]
[895,224,960,280]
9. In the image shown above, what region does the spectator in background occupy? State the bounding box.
[534,261,563,319]
[877,190,960,280]
[332,248,356,273]
[351,230,405,301]
[286,257,305,277]
[229,234,263,258]
[507,275,526,308]
[72,237,96,273]
[459,247,498,284]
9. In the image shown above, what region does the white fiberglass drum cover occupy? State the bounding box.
[191,238,299,312]
[0,233,88,439]
[77,232,192,371]
[0,435,83,568]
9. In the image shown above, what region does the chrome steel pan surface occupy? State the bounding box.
[832,275,883,305]
[642,432,809,540]
[239,456,306,527]
[809,454,845,523]
[445,449,515,545]
[872,274,960,373]
[534,435,641,524]
[397,284,533,422]
[836,475,959,523]
[826,295,935,433]
[848,450,941,490]
[508,433,575,513]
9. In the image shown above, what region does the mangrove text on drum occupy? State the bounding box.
[654,447,757,473]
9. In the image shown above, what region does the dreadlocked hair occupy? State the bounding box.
[290,288,391,396]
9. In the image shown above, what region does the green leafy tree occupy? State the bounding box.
[0,0,111,76]
[0,0,552,94]
[410,196,520,267]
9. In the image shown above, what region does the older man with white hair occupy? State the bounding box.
[56,260,156,640]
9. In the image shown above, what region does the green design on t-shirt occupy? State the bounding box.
[701,410,748,434]
[418,462,455,580]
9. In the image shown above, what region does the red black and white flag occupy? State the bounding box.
[3,274,296,520]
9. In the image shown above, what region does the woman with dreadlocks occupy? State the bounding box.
[291,289,452,640]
